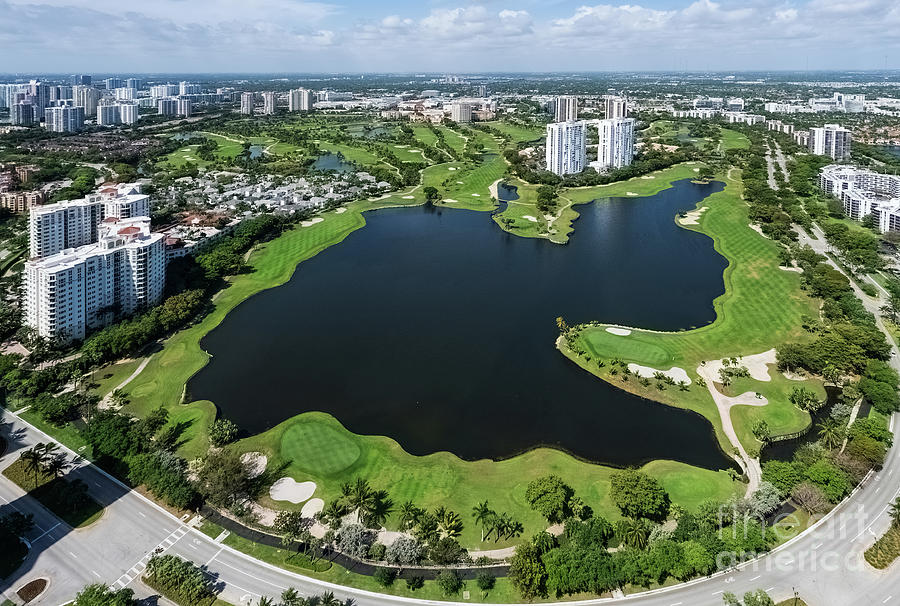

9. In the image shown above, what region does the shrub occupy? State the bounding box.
[405,576,424,591]
[436,569,463,595]
[208,418,239,447]
[373,567,396,587]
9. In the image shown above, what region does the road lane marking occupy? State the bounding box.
[883,597,892,603]
[205,547,223,567]
[91,570,100,578]
[30,522,60,542]
[750,575,761,581]
[712,590,723,595]
[69,551,78,559]
[813,543,822,549]
[189,543,198,550]
[213,558,289,590]
[138,512,146,518]
[766,587,775,592]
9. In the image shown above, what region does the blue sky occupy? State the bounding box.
[2,0,898,73]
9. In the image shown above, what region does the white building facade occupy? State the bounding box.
[595,118,635,170]
[546,121,586,176]
[809,124,852,161]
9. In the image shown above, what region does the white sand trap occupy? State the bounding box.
[606,327,632,336]
[471,193,481,196]
[783,370,806,381]
[393,145,408,148]
[456,181,464,184]
[694,168,700,172]
[749,223,767,237]
[443,199,458,203]
[301,217,324,227]
[402,195,415,199]
[448,167,457,171]
[409,149,421,152]
[241,452,267,479]
[335,207,347,214]
[522,215,538,222]
[628,364,691,385]
[679,206,707,226]
[269,478,316,504]
[641,175,655,179]
[780,265,803,273]
[301,498,324,518]
[626,192,639,196]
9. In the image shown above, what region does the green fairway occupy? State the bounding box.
[483,121,545,143]
[241,412,740,549]
[720,128,751,150]
[563,167,820,451]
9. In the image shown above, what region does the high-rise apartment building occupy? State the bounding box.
[73,85,101,116]
[72,75,92,86]
[450,102,472,123]
[157,98,178,116]
[125,78,142,90]
[29,185,150,258]
[546,121,586,176]
[24,217,165,343]
[179,82,201,96]
[240,92,254,115]
[97,102,119,126]
[595,118,635,170]
[262,92,276,115]
[28,81,50,120]
[150,84,179,98]
[114,87,136,101]
[176,98,192,117]
[104,77,123,90]
[118,101,139,125]
[809,124,852,161]
[0,191,46,213]
[44,105,85,133]
[603,96,628,119]
[12,102,34,126]
[288,88,315,112]
[553,95,579,122]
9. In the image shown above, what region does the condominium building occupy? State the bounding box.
[125,78,142,90]
[11,102,33,126]
[24,217,166,343]
[546,121,586,176]
[809,124,852,161]
[28,184,149,257]
[262,92,276,115]
[288,88,315,112]
[71,75,92,86]
[724,112,766,125]
[150,84,179,98]
[553,96,579,122]
[176,98,192,117]
[97,103,119,126]
[450,102,472,123]
[114,87,136,101]
[118,101,139,125]
[27,81,50,120]
[603,96,628,119]
[73,85,101,116]
[0,190,46,213]
[157,98,178,116]
[726,98,745,112]
[240,92,254,115]
[104,77,123,90]
[595,118,635,170]
[179,82,200,96]
[819,165,900,232]
[44,105,85,133]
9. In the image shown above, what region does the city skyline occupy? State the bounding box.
[2,0,899,73]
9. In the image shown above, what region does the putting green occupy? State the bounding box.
[281,418,362,475]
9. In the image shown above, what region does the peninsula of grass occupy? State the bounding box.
[561,167,820,452]
[865,525,900,569]
[2,458,104,528]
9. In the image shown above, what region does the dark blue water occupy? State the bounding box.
[190,179,734,469]
[878,145,900,159]
[313,153,355,173]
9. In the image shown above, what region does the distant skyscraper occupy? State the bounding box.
[11,102,34,126]
[72,74,92,86]
[288,88,314,112]
[114,87,136,101]
[240,92,254,115]
[809,124,852,161]
[50,86,73,102]
[73,85,101,116]
[150,84,179,98]
[476,85,487,97]
[104,77,123,90]
[176,98,192,117]
[553,95,578,122]
[595,118,635,170]
[603,96,628,119]
[262,92,276,115]
[179,82,200,96]
[118,101,139,125]
[546,121,586,176]
[125,78,142,90]
[44,105,85,133]
[97,103,120,126]
[28,81,50,120]
[157,98,177,116]
[450,102,472,123]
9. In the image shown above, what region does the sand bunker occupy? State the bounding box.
[269,478,316,504]
[605,327,632,336]
[627,364,691,385]
[641,175,655,179]
[301,217,324,227]
[335,207,347,214]
[678,206,707,226]
[448,167,457,171]
[402,195,415,199]
[522,215,538,222]
[301,498,324,518]
[241,452,267,479]
[705,349,776,382]
[471,193,481,197]
[443,199,458,203]
[626,192,639,196]
[780,265,803,273]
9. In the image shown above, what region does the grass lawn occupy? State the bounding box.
[89,357,144,400]
[720,128,750,150]
[239,412,739,550]
[439,126,468,155]
[565,167,819,452]
[776,600,809,606]
[483,121,545,143]
[2,458,104,528]
[18,409,92,458]
[865,525,900,569]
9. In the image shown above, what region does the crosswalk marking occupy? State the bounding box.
[110,526,188,590]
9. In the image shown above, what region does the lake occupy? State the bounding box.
[314,153,355,173]
[189,179,735,470]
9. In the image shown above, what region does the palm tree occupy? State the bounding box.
[495,512,512,541]
[20,445,45,489]
[43,454,69,479]
[257,597,275,606]
[621,519,649,550]
[347,478,376,524]
[280,588,303,606]
[319,591,340,606]
[818,419,844,450]
[889,497,900,528]
[472,501,492,542]
[398,501,421,531]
